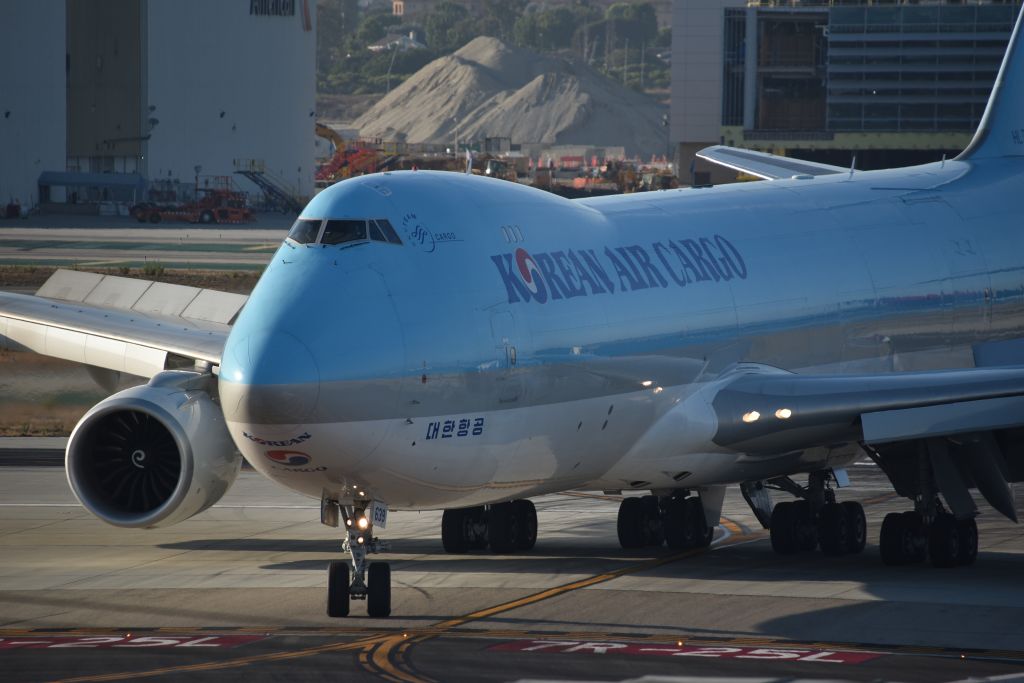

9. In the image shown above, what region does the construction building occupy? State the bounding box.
[0,0,316,213]
[672,0,1022,185]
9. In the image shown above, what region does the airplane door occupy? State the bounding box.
[490,311,522,404]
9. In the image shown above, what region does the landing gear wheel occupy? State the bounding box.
[366,562,391,618]
[793,500,818,552]
[663,496,694,549]
[513,499,537,550]
[818,503,849,557]
[488,502,519,554]
[617,497,646,549]
[326,560,350,618]
[841,501,866,554]
[641,495,664,546]
[880,511,925,565]
[441,508,468,553]
[770,501,797,554]
[685,497,712,548]
[956,518,978,566]
[148,212,161,224]
[929,514,961,568]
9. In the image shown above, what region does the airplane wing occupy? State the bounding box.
[696,145,847,180]
[711,365,1024,454]
[702,363,1024,522]
[0,269,246,381]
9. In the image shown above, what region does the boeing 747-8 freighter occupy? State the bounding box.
[3,8,1024,618]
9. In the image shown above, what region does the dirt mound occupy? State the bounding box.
[353,37,667,157]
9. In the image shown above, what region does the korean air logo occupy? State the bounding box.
[514,248,548,303]
[265,450,312,467]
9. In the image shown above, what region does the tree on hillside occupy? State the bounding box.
[425,2,473,53]
[479,0,526,44]
[605,2,658,47]
[357,10,401,45]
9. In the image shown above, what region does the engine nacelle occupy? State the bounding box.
[66,371,241,528]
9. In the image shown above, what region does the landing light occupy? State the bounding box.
[357,516,370,530]
[742,411,760,423]
[653,387,664,394]
[641,380,653,387]
[775,408,793,420]
[357,536,365,545]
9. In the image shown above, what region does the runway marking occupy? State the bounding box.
[490,639,884,664]
[37,491,905,683]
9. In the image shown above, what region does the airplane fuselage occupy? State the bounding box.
[218,161,1024,509]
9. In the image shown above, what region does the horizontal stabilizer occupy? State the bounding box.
[696,145,846,181]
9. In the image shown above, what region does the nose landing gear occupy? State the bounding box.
[323,500,392,618]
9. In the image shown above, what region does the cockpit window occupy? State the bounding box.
[322,219,367,245]
[287,218,321,244]
[368,220,386,242]
[374,219,403,245]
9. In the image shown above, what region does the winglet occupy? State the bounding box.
[958,6,1024,160]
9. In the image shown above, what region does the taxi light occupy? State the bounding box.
[641,380,653,387]
[775,408,793,420]
[357,516,369,530]
[742,411,760,423]
[357,536,365,545]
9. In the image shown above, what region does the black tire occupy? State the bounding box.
[956,517,978,566]
[841,501,867,554]
[770,502,798,554]
[663,496,693,549]
[441,508,467,553]
[818,504,849,556]
[685,497,712,548]
[641,495,664,546]
[929,514,961,568]
[880,512,906,565]
[367,562,391,618]
[617,497,646,549]
[488,502,518,554]
[199,210,215,224]
[466,506,489,549]
[513,499,537,551]
[148,212,161,224]
[793,500,818,552]
[901,511,927,563]
[326,560,350,618]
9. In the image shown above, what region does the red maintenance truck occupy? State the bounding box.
[132,177,253,224]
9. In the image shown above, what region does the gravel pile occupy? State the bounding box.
[353,37,668,157]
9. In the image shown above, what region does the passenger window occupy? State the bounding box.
[322,219,367,245]
[287,218,321,244]
[368,220,387,242]
[376,218,403,245]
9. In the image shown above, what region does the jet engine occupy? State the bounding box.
[66,371,241,528]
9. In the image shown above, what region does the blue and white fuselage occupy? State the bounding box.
[218,159,1024,509]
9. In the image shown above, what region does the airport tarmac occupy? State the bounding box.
[0,215,289,270]
[2,453,1023,683]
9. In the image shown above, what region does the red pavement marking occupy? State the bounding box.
[0,635,264,650]
[490,639,883,664]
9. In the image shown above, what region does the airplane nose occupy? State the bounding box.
[220,330,320,424]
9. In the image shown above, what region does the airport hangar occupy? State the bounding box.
[671,0,1023,186]
[0,0,317,213]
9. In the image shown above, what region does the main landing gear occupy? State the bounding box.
[747,471,867,558]
[442,499,537,554]
[879,508,977,568]
[324,501,392,618]
[616,491,716,550]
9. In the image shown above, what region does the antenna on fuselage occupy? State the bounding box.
[847,155,856,180]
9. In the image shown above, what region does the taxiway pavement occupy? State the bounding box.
[1,455,1023,682]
